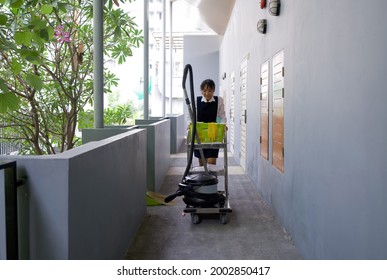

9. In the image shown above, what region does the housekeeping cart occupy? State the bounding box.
[164,64,232,224]
[184,132,232,224]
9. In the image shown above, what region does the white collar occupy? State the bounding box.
[201,96,216,103]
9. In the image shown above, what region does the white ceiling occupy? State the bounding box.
[172,0,236,35]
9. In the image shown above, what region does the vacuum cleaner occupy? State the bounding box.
[164,64,225,209]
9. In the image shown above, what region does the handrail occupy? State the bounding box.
[0,160,23,260]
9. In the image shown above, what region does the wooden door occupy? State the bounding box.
[260,60,269,160]
[272,50,284,173]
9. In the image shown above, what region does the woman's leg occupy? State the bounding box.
[198,157,217,166]
[197,149,219,166]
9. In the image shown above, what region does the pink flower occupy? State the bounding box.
[54,25,70,43]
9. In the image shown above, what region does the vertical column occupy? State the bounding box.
[169,0,173,114]
[143,0,149,120]
[93,0,104,128]
[162,0,166,117]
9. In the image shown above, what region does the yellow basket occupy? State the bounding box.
[188,122,226,143]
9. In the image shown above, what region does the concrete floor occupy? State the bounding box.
[125,150,303,260]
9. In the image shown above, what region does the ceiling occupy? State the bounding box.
[171,0,236,35]
[152,0,235,50]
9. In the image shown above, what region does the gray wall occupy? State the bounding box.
[219,0,387,259]
[0,129,147,259]
[82,126,138,144]
[183,35,222,125]
[184,35,221,92]
[135,119,170,192]
[167,114,185,153]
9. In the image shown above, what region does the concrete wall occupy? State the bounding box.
[167,114,185,153]
[183,35,221,92]
[82,126,138,144]
[0,129,147,259]
[219,0,387,259]
[135,119,170,192]
[183,35,222,126]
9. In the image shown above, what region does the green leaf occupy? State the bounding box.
[0,14,7,26]
[0,78,7,91]
[10,0,23,9]
[26,74,43,91]
[25,56,43,65]
[18,48,40,62]
[113,26,121,41]
[58,3,67,13]
[31,30,44,46]
[46,26,54,41]
[30,16,47,29]
[14,31,32,46]
[0,92,20,113]
[41,4,53,15]
[39,28,49,42]
[14,32,25,45]
[11,60,22,75]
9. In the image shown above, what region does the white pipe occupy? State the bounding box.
[169,0,173,114]
[162,0,166,117]
[143,0,149,119]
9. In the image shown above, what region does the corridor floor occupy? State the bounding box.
[125,150,303,260]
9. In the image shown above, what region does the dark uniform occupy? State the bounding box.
[194,96,219,159]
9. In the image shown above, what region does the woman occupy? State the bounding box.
[194,79,227,166]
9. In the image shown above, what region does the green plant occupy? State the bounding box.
[78,102,135,130]
[0,0,143,154]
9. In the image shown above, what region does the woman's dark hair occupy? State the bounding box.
[200,79,215,91]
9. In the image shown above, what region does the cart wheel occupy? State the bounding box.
[191,213,201,224]
[220,213,228,224]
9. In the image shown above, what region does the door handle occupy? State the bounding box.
[241,109,247,123]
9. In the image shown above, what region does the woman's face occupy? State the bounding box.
[201,85,215,101]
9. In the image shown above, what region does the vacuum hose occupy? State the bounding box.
[182,64,196,179]
[164,64,196,203]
